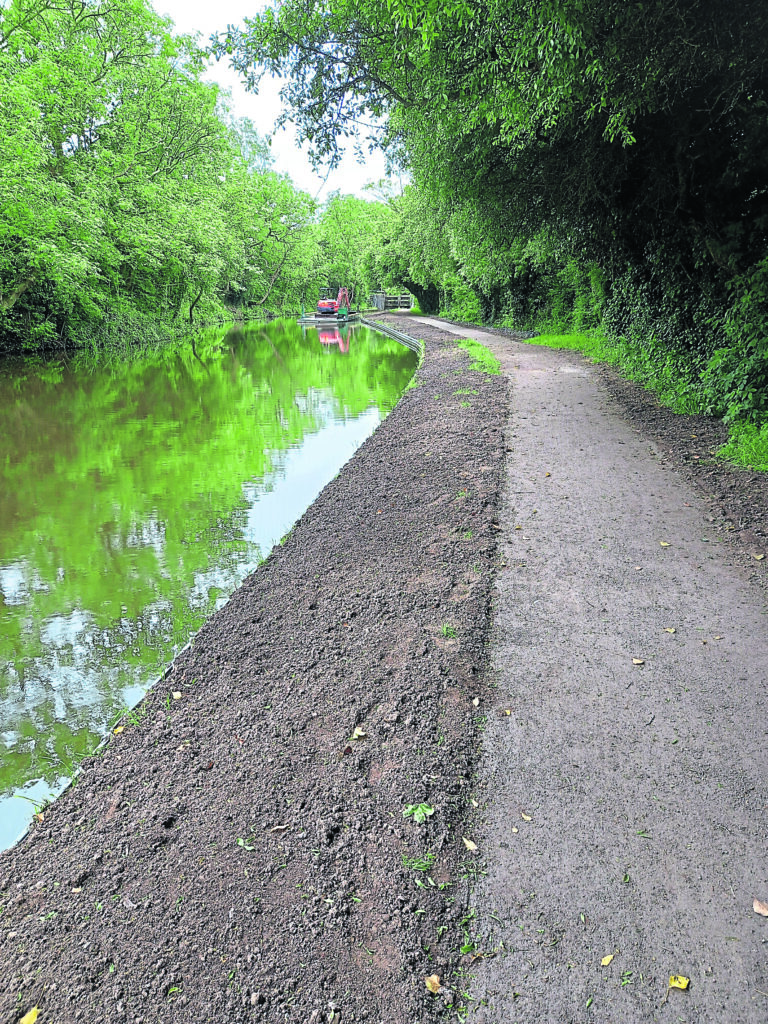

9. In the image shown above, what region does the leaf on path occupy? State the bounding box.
[113,725,125,734]
[511,826,519,834]
[521,812,532,822]
[663,628,676,634]
[350,726,367,740]
[632,658,645,665]
[660,541,671,547]
[425,975,441,994]
[472,697,480,707]
[471,798,479,808]
[713,635,724,640]
[462,836,478,852]
[669,975,689,990]
[19,1010,39,1024]
[172,691,182,700]
[269,824,289,834]
[601,954,615,966]
[634,566,643,570]
[753,897,768,917]
[753,554,765,561]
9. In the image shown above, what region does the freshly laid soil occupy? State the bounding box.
[2,313,766,1024]
[0,318,509,1024]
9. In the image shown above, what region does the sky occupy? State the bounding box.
[152,0,389,200]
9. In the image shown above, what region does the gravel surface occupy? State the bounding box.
[419,324,768,1023]
[1,314,766,1024]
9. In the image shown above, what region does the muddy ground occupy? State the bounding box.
[1,314,766,1024]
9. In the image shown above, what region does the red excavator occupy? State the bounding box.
[316,287,351,317]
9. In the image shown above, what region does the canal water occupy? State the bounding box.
[0,319,417,849]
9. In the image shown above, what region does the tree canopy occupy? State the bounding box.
[0,0,394,355]
[220,0,768,422]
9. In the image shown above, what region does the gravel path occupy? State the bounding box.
[1,314,766,1024]
[419,323,768,1023]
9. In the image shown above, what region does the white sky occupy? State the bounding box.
[152,0,389,200]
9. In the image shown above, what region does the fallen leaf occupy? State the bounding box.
[601,954,615,966]
[462,836,478,852]
[472,697,480,707]
[634,565,643,571]
[521,812,532,822]
[632,658,645,665]
[172,691,182,700]
[71,887,82,893]
[269,824,289,834]
[19,1009,39,1024]
[515,525,522,530]
[660,541,671,547]
[669,975,690,990]
[753,897,768,917]
[35,813,44,823]
[342,745,353,755]
[754,554,765,561]
[350,726,367,740]
[471,798,479,808]
[511,826,519,834]
[113,725,125,734]
[663,627,676,634]
[713,635,724,640]
[425,975,441,995]
[545,472,551,477]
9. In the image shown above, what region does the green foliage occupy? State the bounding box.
[0,0,372,354]
[316,193,393,306]
[717,422,768,471]
[456,339,500,376]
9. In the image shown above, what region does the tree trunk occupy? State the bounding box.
[189,285,204,324]
[0,274,37,313]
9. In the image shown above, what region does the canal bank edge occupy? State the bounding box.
[0,317,510,1023]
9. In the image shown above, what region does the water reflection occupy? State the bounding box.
[0,320,416,848]
[315,325,351,353]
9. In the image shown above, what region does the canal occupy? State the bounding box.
[0,319,417,849]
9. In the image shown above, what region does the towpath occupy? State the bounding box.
[415,316,768,1023]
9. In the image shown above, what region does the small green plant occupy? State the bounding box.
[463,529,473,539]
[441,623,458,638]
[402,851,436,871]
[456,488,470,499]
[456,338,501,375]
[403,803,434,824]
